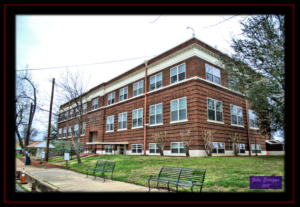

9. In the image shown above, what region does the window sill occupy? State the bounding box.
[106,131,114,133]
[170,119,188,124]
[207,120,224,125]
[132,126,143,130]
[250,127,260,130]
[117,128,127,131]
[149,123,163,127]
[231,124,244,128]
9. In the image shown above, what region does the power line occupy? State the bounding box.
[201,15,239,30]
[16,55,155,72]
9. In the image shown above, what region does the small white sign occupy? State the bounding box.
[64,152,70,161]
[41,151,45,159]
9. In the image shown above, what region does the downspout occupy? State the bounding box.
[143,60,148,155]
[245,99,252,156]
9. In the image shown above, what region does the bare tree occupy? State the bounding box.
[15,70,37,154]
[180,129,191,157]
[201,127,215,157]
[229,133,241,156]
[151,131,168,156]
[56,71,88,164]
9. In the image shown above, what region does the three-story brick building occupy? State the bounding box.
[57,38,268,157]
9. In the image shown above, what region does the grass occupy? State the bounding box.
[16,154,24,158]
[49,155,284,192]
[16,181,30,192]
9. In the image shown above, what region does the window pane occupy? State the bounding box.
[208,109,215,120]
[231,115,237,125]
[207,99,214,110]
[171,75,177,84]
[118,122,122,129]
[138,118,143,126]
[157,73,162,81]
[150,105,155,115]
[150,115,155,125]
[206,73,213,82]
[171,100,178,111]
[178,72,185,81]
[216,101,222,111]
[170,67,177,76]
[216,111,223,121]
[178,64,185,73]
[179,98,186,110]
[179,109,186,120]
[156,104,162,114]
[214,76,220,84]
[150,83,155,91]
[238,117,243,125]
[132,119,137,128]
[150,76,155,84]
[156,80,162,89]
[156,114,162,124]
[171,111,178,121]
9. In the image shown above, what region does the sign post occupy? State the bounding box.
[64,152,70,168]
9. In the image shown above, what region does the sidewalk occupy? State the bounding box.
[16,159,165,192]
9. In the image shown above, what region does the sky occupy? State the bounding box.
[17,15,286,141]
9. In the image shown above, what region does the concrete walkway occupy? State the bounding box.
[16,159,165,192]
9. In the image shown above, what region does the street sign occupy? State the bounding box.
[64,152,70,161]
[41,151,45,159]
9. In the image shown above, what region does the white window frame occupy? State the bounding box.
[119,86,128,102]
[205,64,221,85]
[58,128,62,138]
[118,112,127,130]
[171,142,185,154]
[105,145,113,153]
[81,122,86,135]
[107,92,115,105]
[251,144,262,153]
[248,110,259,129]
[132,108,143,129]
[207,98,223,123]
[170,63,186,84]
[238,143,246,154]
[149,103,163,126]
[92,98,99,110]
[170,97,187,123]
[74,124,79,137]
[63,127,67,138]
[68,126,72,137]
[133,80,144,97]
[149,143,160,154]
[212,142,225,154]
[149,72,162,91]
[106,115,114,132]
[83,103,87,114]
[230,104,244,126]
[131,144,143,154]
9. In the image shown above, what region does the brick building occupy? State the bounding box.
[57,38,270,157]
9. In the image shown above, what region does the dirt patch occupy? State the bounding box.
[18,158,66,169]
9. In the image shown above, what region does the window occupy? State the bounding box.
[118,112,127,130]
[207,98,223,122]
[106,115,114,132]
[74,124,79,136]
[212,142,225,154]
[131,144,143,153]
[58,128,62,138]
[251,144,262,153]
[133,80,144,96]
[248,110,259,129]
[108,92,115,105]
[70,109,74,118]
[149,143,160,154]
[150,72,162,91]
[119,87,128,101]
[170,97,187,122]
[68,126,72,137]
[149,103,162,125]
[81,122,86,135]
[132,108,143,128]
[228,76,240,92]
[171,142,185,154]
[239,144,246,153]
[105,145,113,153]
[63,127,67,137]
[75,107,79,116]
[170,64,186,84]
[64,111,68,120]
[92,98,99,110]
[230,104,243,126]
[83,103,87,114]
[205,64,221,84]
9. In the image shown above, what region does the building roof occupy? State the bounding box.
[60,37,228,109]
[265,140,284,145]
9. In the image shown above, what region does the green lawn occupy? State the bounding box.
[49,155,284,192]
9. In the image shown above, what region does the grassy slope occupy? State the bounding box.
[50,155,284,192]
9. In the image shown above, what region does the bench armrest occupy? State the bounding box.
[148,175,153,181]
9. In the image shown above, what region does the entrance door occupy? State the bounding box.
[119,145,125,155]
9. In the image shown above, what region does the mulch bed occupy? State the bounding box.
[18,157,66,169]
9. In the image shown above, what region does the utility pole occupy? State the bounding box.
[45,78,55,162]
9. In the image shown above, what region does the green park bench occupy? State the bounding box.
[86,160,116,182]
